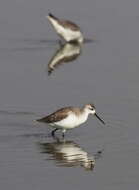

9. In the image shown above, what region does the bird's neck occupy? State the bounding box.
[80,108,90,119]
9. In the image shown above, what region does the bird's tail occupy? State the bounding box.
[35,118,45,123]
[48,13,58,21]
[35,118,41,122]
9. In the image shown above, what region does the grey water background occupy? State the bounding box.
[0,0,139,189]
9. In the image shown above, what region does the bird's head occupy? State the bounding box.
[85,103,105,125]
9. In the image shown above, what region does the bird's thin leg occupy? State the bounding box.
[51,128,58,137]
[62,129,66,138]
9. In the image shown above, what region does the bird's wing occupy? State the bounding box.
[59,20,80,31]
[36,107,73,123]
[48,13,80,31]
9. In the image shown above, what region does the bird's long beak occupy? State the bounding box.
[94,113,105,125]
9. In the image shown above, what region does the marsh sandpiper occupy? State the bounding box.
[36,103,105,137]
[47,13,84,43]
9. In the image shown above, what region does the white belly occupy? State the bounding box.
[50,113,88,130]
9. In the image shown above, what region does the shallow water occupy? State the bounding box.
[0,0,139,189]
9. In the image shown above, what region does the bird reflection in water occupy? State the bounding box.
[48,42,82,75]
[39,138,103,171]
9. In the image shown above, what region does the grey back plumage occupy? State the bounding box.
[36,107,82,123]
[48,13,80,31]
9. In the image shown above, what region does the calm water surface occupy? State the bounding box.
[0,0,139,189]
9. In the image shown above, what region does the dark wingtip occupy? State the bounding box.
[35,118,42,122]
[48,13,55,18]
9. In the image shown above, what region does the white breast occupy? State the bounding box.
[48,17,83,42]
[53,112,88,129]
